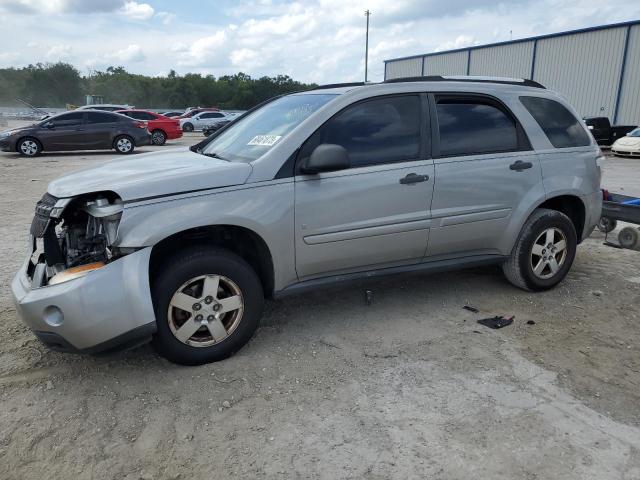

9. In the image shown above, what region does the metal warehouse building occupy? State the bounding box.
[384,20,640,125]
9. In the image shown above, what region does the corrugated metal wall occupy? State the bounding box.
[533,27,627,120]
[384,22,640,125]
[469,41,534,78]
[616,24,640,125]
[423,51,468,75]
[385,57,422,80]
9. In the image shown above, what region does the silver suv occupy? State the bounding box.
[11,77,603,365]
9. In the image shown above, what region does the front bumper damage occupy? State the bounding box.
[11,192,157,353]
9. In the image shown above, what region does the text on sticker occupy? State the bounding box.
[247,135,282,146]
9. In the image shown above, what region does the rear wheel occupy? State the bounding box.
[182,122,194,132]
[597,217,617,234]
[114,135,134,154]
[151,246,264,365]
[17,137,42,157]
[618,227,640,250]
[151,129,167,145]
[503,208,577,291]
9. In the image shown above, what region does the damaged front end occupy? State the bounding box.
[28,191,132,288]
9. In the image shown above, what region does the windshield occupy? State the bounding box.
[202,93,337,162]
[628,128,640,137]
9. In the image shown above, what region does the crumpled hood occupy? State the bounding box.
[614,137,640,147]
[48,147,252,201]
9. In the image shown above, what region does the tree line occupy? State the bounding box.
[0,63,317,110]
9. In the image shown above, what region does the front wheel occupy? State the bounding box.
[151,246,264,365]
[114,135,135,154]
[17,137,42,157]
[503,208,577,291]
[182,122,194,132]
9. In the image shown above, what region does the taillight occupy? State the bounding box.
[134,121,148,129]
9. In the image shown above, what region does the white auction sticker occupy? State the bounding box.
[247,135,281,146]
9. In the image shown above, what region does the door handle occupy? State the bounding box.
[399,173,429,184]
[510,160,533,171]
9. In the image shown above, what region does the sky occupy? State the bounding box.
[0,0,638,83]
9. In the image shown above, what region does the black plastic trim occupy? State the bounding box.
[384,75,546,89]
[274,254,506,298]
[33,322,156,355]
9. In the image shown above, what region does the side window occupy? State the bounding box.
[436,99,519,156]
[201,113,218,119]
[86,112,117,124]
[520,96,590,148]
[50,112,83,127]
[302,95,421,168]
[210,112,224,118]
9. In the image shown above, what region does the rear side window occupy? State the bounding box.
[520,96,590,148]
[87,112,117,124]
[436,100,519,156]
[309,95,421,168]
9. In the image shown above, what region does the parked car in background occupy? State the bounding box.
[175,107,220,120]
[583,117,637,146]
[116,109,182,145]
[0,110,151,156]
[611,128,640,157]
[76,104,132,112]
[11,77,603,365]
[203,120,231,136]
[181,111,230,132]
[159,111,184,118]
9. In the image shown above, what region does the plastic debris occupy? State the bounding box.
[477,315,514,329]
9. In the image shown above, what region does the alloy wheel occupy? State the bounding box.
[530,227,568,279]
[116,138,132,152]
[20,140,39,156]
[167,274,244,347]
[152,131,166,145]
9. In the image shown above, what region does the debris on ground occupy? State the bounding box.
[463,305,479,313]
[527,320,536,325]
[477,316,515,329]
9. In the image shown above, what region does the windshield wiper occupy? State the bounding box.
[202,151,230,161]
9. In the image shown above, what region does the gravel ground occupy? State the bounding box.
[1,122,639,479]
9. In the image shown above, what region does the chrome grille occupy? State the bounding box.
[30,192,58,237]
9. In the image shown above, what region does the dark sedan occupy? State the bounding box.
[0,110,152,157]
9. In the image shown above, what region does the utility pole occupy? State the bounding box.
[364,9,370,82]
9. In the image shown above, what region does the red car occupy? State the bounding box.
[116,110,182,145]
[175,107,220,119]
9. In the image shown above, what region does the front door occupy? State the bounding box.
[426,94,543,258]
[294,94,435,279]
[40,112,86,150]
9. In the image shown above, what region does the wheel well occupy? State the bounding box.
[151,128,166,135]
[16,136,42,150]
[537,195,586,242]
[149,225,275,297]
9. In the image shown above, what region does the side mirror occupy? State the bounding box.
[301,144,350,174]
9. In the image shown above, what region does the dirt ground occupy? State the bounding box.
[1,121,639,479]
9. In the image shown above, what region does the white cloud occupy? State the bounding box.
[119,1,154,21]
[156,11,175,25]
[178,31,228,67]
[45,44,73,61]
[435,35,479,52]
[109,44,145,62]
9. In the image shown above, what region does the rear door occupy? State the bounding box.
[427,94,542,258]
[85,112,120,148]
[294,94,435,279]
[40,112,86,150]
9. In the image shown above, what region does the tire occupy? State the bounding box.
[114,135,135,154]
[182,122,194,132]
[503,208,577,291]
[151,246,264,365]
[618,226,640,250]
[597,217,617,234]
[151,129,167,146]
[17,137,42,157]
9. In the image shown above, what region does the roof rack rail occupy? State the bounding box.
[384,75,546,89]
[312,82,367,90]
